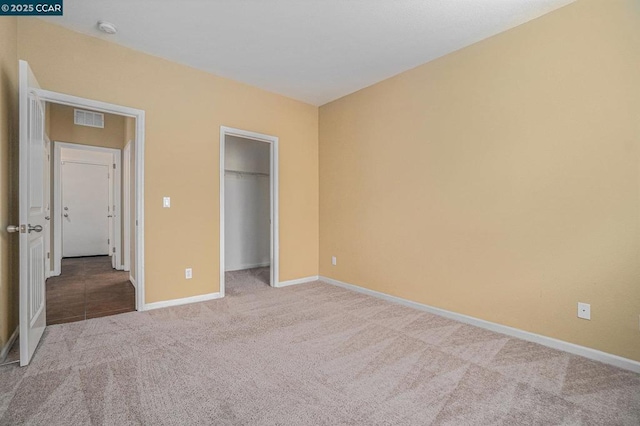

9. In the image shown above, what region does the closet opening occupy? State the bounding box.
[219,127,279,296]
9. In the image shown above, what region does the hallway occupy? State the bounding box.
[46,256,135,325]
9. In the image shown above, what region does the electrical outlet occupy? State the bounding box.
[577,302,590,320]
[185,268,192,279]
[331,256,337,266]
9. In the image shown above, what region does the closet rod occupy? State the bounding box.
[224,169,270,177]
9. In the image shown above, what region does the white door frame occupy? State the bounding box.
[43,136,51,278]
[37,89,146,312]
[122,140,132,272]
[219,126,279,297]
[53,142,121,269]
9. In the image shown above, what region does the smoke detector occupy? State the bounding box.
[97,21,117,35]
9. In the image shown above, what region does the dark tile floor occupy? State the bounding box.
[46,256,135,325]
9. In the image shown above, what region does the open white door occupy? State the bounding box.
[13,60,47,366]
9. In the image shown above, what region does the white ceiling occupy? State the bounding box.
[42,0,575,106]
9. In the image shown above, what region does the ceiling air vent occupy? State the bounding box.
[74,109,104,128]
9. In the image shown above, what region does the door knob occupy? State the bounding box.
[28,224,43,233]
[63,213,69,218]
[45,216,50,220]
[6,225,23,233]
[64,207,68,211]
[107,215,113,218]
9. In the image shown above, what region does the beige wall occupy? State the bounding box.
[0,17,18,350]
[319,0,640,362]
[17,18,319,303]
[49,103,125,149]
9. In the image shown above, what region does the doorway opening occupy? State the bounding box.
[53,142,122,272]
[220,127,279,296]
[40,100,143,325]
[47,137,131,324]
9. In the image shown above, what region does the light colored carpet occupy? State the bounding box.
[1,268,639,425]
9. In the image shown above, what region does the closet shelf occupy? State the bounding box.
[225,169,269,177]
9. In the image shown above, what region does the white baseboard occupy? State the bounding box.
[226,262,271,272]
[129,274,137,289]
[143,292,222,311]
[0,327,19,363]
[276,275,319,288]
[320,276,640,374]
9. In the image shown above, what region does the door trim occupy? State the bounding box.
[219,126,279,297]
[43,136,51,278]
[37,89,146,312]
[53,142,121,270]
[123,140,132,272]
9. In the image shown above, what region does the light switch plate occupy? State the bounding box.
[185,268,192,279]
[163,197,171,208]
[331,256,337,266]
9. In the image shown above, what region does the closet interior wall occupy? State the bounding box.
[224,136,271,272]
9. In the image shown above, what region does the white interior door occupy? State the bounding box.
[61,162,110,257]
[16,60,47,366]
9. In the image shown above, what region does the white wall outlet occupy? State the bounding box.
[577,302,591,320]
[331,256,337,266]
[163,197,171,208]
[185,268,192,279]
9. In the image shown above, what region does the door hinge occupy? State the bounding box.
[108,238,110,245]
[112,247,116,253]
[113,163,116,169]
[47,252,50,259]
